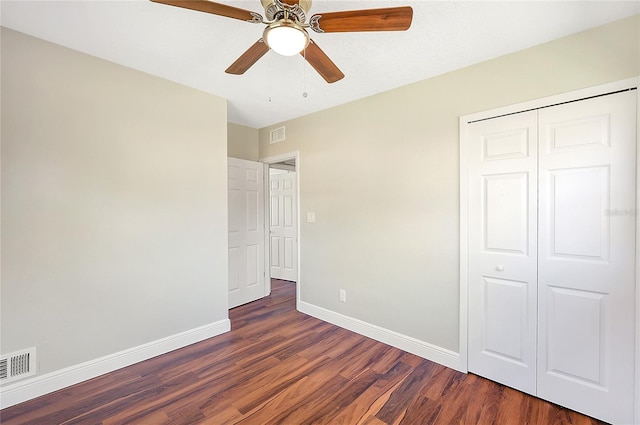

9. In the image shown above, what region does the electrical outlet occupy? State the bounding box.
[339,289,347,302]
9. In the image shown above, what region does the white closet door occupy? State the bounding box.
[467,111,539,395]
[537,91,636,424]
[228,158,265,309]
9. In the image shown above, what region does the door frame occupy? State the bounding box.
[459,77,640,423]
[260,151,301,305]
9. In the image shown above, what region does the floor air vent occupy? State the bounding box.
[0,348,36,384]
[270,126,286,144]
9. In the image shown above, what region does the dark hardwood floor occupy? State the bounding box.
[1,279,606,425]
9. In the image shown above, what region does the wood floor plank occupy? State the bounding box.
[368,346,407,375]
[298,367,382,425]
[459,373,496,424]
[398,396,441,425]
[322,361,413,425]
[360,417,388,425]
[334,341,388,380]
[1,279,609,425]
[235,369,346,424]
[228,354,331,414]
[475,378,504,425]
[374,360,435,423]
[494,385,527,424]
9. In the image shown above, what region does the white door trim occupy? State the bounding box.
[459,77,640,423]
[636,83,640,425]
[260,151,301,306]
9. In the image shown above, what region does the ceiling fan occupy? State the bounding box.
[150,0,413,83]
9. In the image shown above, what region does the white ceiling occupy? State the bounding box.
[2,1,638,128]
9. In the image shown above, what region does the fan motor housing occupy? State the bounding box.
[261,0,312,23]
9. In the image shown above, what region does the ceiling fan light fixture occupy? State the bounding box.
[263,20,309,56]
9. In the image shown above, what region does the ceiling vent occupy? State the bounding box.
[270,126,286,144]
[1,348,36,384]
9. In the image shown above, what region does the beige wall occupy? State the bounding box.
[228,122,259,161]
[258,15,640,352]
[1,28,229,375]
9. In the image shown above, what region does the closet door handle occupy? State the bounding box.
[496,265,505,272]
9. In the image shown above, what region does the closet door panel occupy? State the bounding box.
[537,91,636,425]
[468,111,538,395]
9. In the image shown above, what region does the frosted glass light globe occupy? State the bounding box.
[264,21,309,56]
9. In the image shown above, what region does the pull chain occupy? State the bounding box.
[268,50,272,103]
[302,44,308,98]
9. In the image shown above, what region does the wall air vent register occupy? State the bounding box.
[0,348,36,384]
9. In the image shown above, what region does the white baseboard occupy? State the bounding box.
[0,319,231,409]
[297,301,462,372]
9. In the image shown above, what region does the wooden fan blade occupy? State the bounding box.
[150,0,262,23]
[226,39,269,75]
[302,40,344,84]
[309,6,412,33]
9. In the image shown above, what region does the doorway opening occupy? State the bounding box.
[261,152,300,305]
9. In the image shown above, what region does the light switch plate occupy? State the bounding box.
[306,212,316,223]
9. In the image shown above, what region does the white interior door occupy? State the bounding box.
[537,91,636,424]
[269,169,297,281]
[467,111,539,395]
[228,158,265,308]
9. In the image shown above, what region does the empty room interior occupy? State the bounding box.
[1,1,640,424]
